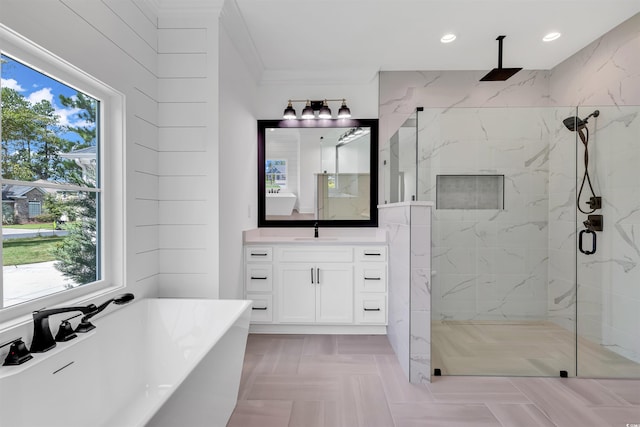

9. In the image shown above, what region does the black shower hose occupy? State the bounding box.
[577,126,597,214]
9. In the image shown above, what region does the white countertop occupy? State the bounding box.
[243,227,387,245]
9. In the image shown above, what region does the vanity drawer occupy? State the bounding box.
[355,264,387,292]
[355,246,387,262]
[245,246,273,262]
[246,265,273,292]
[355,294,387,324]
[247,294,273,323]
[276,246,353,263]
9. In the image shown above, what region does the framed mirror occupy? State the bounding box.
[258,119,378,227]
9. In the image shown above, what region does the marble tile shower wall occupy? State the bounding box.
[417,107,551,321]
[379,203,432,384]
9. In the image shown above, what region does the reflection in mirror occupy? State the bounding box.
[386,113,417,204]
[258,119,378,227]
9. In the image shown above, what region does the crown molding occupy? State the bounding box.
[141,0,224,13]
[220,0,265,82]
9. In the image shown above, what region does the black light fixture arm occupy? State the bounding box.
[287,98,346,104]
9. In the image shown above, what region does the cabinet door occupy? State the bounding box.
[315,263,354,324]
[277,263,316,323]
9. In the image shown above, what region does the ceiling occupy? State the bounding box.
[224,0,640,82]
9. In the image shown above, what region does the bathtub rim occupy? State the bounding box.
[0,298,252,382]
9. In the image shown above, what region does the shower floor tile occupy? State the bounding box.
[432,320,640,378]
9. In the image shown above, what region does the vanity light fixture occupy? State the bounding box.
[337,126,369,146]
[282,98,351,120]
[543,32,561,42]
[440,33,456,43]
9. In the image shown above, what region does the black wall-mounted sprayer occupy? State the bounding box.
[564,110,602,255]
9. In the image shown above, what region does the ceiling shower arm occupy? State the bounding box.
[496,35,505,68]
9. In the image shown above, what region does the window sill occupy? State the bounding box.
[0,283,126,334]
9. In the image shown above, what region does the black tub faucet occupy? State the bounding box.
[30,293,135,353]
[314,222,319,238]
[31,304,98,353]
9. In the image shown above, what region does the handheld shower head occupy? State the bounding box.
[113,293,135,305]
[563,116,585,132]
[563,110,599,132]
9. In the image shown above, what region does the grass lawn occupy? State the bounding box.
[2,236,64,266]
[3,223,56,230]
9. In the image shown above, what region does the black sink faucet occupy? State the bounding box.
[31,304,98,353]
[314,222,319,238]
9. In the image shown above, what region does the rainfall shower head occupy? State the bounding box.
[480,35,522,82]
[563,110,600,132]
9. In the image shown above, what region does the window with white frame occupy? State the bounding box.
[0,25,124,315]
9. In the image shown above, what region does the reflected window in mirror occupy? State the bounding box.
[258,119,378,227]
[266,159,288,190]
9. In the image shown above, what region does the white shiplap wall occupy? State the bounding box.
[156,8,221,298]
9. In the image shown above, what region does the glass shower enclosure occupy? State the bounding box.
[384,105,640,378]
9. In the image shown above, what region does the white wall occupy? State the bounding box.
[218,12,258,299]
[2,0,160,298]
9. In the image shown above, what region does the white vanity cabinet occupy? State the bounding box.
[244,241,387,333]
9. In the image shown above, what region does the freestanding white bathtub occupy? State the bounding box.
[266,192,297,216]
[0,298,251,427]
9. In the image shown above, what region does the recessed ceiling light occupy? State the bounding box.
[543,32,561,42]
[441,33,457,44]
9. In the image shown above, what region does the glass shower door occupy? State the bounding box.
[425,106,577,377]
[575,105,640,378]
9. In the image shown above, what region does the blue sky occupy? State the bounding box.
[1,54,96,143]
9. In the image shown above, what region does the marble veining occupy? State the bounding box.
[380,203,433,383]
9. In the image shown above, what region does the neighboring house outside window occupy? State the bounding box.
[1,184,49,223]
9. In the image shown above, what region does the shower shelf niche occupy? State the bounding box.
[436,174,505,210]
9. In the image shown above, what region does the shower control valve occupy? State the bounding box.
[583,214,603,232]
[588,196,602,210]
